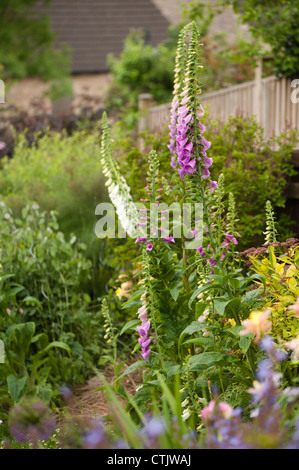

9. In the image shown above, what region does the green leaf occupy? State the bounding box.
[122,289,145,309]
[239,335,252,354]
[32,341,71,361]
[7,374,27,403]
[22,296,42,308]
[178,321,205,351]
[180,321,204,337]
[225,325,243,337]
[7,322,36,355]
[213,298,230,315]
[36,384,52,403]
[31,333,49,349]
[224,297,242,321]
[43,341,71,355]
[188,352,228,371]
[120,319,139,336]
[116,360,146,383]
[121,298,142,309]
[170,282,183,301]
[6,285,25,298]
[114,360,126,377]
[188,283,222,307]
[195,301,208,317]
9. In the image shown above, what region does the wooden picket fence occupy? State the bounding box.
[140,76,299,143]
[138,75,299,202]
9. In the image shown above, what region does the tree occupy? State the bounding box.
[224,0,299,79]
[0,0,71,85]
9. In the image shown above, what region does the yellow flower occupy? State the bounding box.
[115,281,132,299]
[239,309,272,343]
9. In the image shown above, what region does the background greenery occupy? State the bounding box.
[0,0,72,100]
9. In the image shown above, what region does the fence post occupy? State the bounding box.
[138,93,154,150]
[254,59,262,123]
[138,93,154,133]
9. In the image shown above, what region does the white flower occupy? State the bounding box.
[181,397,189,407]
[198,308,209,323]
[182,408,191,421]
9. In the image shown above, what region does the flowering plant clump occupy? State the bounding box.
[100,112,139,237]
[0,15,298,452]
[168,23,217,191]
[90,20,299,449]
[5,336,299,449]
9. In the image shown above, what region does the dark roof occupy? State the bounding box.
[37,0,170,73]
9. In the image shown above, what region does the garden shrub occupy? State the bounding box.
[95,22,299,436]
[207,115,298,248]
[106,30,175,111]
[0,99,103,160]
[0,202,106,409]
[242,241,299,344]
[107,113,298,253]
[227,0,299,80]
[0,128,111,298]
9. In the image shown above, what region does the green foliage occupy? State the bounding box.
[97,22,299,433]
[106,30,175,110]
[249,244,299,344]
[106,18,254,119]
[226,0,299,79]
[207,115,298,247]
[0,129,108,282]
[108,114,298,251]
[181,1,256,88]
[0,202,106,411]
[0,0,71,93]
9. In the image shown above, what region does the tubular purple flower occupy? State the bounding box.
[137,300,151,361]
[162,236,175,243]
[222,232,239,248]
[135,237,146,243]
[196,245,206,257]
[207,180,218,193]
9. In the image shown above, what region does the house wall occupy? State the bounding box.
[36,0,170,74]
[152,0,250,42]
[7,1,249,113]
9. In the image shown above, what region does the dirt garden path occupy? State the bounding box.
[64,365,143,420]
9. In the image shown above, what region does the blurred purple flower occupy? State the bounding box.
[9,400,56,444]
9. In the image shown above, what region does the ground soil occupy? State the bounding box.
[64,364,143,420]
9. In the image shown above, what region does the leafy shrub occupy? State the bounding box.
[107,114,298,252]
[106,30,175,111]
[228,0,299,79]
[0,202,105,408]
[207,115,298,247]
[0,128,110,298]
[0,99,103,160]
[242,242,299,344]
